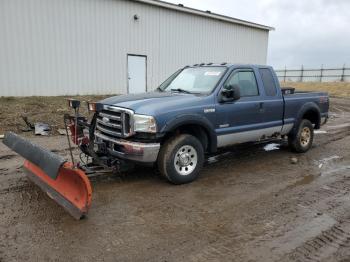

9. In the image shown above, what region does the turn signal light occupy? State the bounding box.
[87,102,97,112]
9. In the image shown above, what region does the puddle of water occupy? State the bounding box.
[327,123,350,130]
[288,175,317,189]
[315,155,343,169]
[263,143,280,152]
[266,214,336,258]
[321,166,350,176]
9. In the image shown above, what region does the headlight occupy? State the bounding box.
[133,114,157,133]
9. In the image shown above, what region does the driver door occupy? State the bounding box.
[215,69,265,147]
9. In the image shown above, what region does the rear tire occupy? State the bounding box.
[158,134,204,185]
[288,119,314,153]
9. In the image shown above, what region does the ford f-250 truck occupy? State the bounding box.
[3,63,329,219]
[89,64,329,184]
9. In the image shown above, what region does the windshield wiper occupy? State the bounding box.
[171,88,192,94]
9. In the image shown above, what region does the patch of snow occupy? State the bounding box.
[264,143,280,151]
[207,156,219,164]
[314,130,327,134]
[207,152,231,164]
[319,155,342,164]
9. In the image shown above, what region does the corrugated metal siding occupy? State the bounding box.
[0,0,269,96]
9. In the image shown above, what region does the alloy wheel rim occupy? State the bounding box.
[174,145,198,176]
[300,127,311,147]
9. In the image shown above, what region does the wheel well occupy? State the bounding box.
[162,124,210,152]
[303,110,320,129]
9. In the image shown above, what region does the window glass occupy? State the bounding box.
[158,69,182,90]
[259,68,277,96]
[226,70,259,97]
[160,67,226,94]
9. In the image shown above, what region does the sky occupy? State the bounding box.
[165,0,350,69]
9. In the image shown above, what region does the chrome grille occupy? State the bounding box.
[95,106,133,139]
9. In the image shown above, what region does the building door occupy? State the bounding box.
[127,55,147,94]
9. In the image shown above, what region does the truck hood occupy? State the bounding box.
[99,91,209,115]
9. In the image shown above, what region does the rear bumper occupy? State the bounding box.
[95,132,160,163]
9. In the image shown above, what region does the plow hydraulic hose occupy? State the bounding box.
[3,132,92,220]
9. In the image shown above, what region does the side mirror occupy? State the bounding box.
[220,84,241,102]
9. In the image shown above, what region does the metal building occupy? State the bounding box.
[0,0,273,96]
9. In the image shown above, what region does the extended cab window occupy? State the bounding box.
[226,70,259,97]
[259,68,277,96]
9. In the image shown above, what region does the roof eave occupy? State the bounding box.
[132,0,275,31]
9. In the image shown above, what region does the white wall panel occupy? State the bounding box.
[0,0,269,96]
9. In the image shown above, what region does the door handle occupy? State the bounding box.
[259,102,264,112]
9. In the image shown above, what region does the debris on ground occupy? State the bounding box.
[57,129,68,136]
[290,157,298,164]
[20,127,33,132]
[0,95,109,135]
[34,123,50,136]
[21,116,35,130]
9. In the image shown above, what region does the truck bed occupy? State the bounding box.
[283,89,329,129]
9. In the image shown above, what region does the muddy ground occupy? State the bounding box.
[0,98,350,262]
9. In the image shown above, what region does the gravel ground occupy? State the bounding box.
[0,98,349,262]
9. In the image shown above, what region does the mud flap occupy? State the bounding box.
[3,132,92,219]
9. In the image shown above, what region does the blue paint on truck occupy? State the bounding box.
[94,64,329,184]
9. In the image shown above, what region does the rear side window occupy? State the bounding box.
[226,70,259,97]
[259,68,277,96]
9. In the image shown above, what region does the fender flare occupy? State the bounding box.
[292,102,321,134]
[160,114,218,153]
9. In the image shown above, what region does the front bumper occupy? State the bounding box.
[95,132,160,163]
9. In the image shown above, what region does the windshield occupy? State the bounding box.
[159,67,226,94]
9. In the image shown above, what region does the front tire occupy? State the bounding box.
[158,134,204,185]
[288,119,314,153]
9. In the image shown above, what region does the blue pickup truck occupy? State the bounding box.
[89,64,329,184]
[2,63,330,218]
